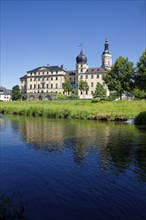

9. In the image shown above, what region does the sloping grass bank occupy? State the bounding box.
[1,100,146,121]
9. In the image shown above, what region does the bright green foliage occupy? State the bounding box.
[93,82,106,100]
[104,56,135,100]
[78,80,89,98]
[12,85,21,101]
[135,50,146,92]
[63,81,73,94]
[132,88,146,99]
[1,100,146,121]
[56,92,67,99]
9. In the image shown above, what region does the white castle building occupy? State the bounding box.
[20,38,112,100]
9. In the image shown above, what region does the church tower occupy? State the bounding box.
[102,37,112,70]
[76,50,88,74]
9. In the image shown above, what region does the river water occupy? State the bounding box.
[0,115,146,220]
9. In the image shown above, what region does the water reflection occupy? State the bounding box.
[7,116,146,181]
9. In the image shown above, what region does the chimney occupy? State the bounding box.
[47,64,49,67]
[61,65,64,69]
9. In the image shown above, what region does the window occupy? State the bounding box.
[56,77,58,80]
[30,85,32,89]
[42,72,44,75]
[38,78,40,81]
[86,75,88,79]
[86,91,88,95]
[91,91,93,95]
[91,75,94,79]
[80,75,83,79]
[81,69,83,72]
[56,71,58,74]
[108,61,110,65]
[91,82,94,87]
[38,84,40,89]
[51,84,53,89]
[51,77,53,80]
[34,78,36,81]
[56,83,58,88]
[97,75,99,78]
[81,65,83,67]
[51,71,53,74]
[30,78,32,81]
[34,84,36,89]
[47,84,49,89]
[42,83,45,89]
[81,91,82,95]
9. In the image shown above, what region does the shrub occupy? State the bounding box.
[56,93,67,100]
[68,94,79,99]
[135,111,146,125]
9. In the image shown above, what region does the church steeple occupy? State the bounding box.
[102,37,112,70]
[102,37,111,55]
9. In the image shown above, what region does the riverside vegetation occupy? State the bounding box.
[1,100,146,123]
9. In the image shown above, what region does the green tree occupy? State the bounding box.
[63,81,73,95]
[132,88,146,99]
[135,50,146,93]
[12,85,21,100]
[93,82,106,100]
[78,80,89,98]
[104,56,135,100]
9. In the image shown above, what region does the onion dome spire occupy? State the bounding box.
[102,37,111,55]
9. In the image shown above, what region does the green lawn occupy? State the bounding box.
[1,100,146,121]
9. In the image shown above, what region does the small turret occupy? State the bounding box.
[102,37,112,70]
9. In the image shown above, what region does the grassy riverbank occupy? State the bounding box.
[1,100,146,121]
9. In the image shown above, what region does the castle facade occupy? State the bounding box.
[20,38,112,100]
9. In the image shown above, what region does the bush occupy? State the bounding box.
[91,98,100,103]
[135,111,146,125]
[56,93,67,99]
[68,94,79,99]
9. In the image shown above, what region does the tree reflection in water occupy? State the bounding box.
[8,116,146,182]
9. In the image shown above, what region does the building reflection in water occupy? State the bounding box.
[9,117,146,181]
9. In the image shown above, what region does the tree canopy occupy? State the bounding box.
[135,50,146,92]
[78,80,89,98]
[93,83,106,100]
[63,81,73,94]
[104,56,135,100]
[12,85,21,101]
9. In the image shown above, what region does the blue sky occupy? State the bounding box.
[1,0,146,89]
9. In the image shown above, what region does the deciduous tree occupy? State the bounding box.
[12,85,21,100]
[135,50,146,92]
[78,80,89,98]
[63,81,73,95]
[104,56,134,100]
[93,82,106,100]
